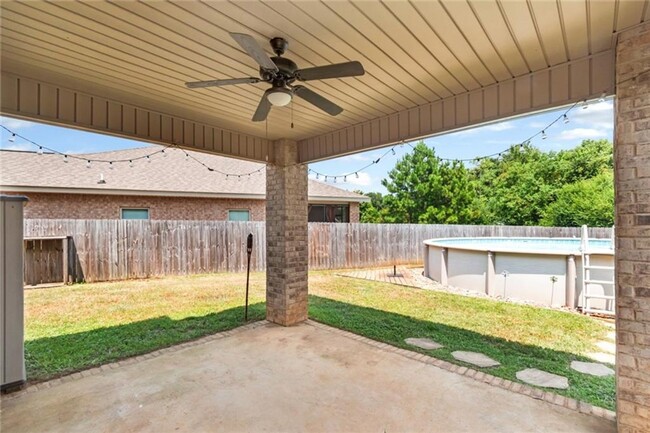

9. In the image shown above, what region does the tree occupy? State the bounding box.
[358,192,387,223]
[380,142,479,224]
[541,171,614,227]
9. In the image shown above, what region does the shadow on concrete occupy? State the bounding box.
[308,295,615,411]
[25,302,266,382]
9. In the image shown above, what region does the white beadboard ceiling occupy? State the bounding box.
[0,0,646,158]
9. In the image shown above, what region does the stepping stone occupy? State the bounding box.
[404,337,443,350]
[570,361,614,377]
[451,351,500,368]
[516,368,569,389]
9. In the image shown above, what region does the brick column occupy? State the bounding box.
[615,22,650,432]
[266,139,308,326]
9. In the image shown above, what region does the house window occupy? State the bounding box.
[121,208,149,220]
[228,210,250,221]
[308,204,349,223]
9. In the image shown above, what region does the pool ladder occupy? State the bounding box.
[580,225,615,316]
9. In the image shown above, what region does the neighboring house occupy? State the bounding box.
[0,147,368,222]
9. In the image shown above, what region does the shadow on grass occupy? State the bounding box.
[308,295,615,411]
[25,302,265,382]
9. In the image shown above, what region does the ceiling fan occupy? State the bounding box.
[185,33,365,122]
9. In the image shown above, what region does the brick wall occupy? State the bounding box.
[1,191,360,222]
[4,192,266,221]
[615,21,650,432]
[349,202,360,223]
[265,140,308,326]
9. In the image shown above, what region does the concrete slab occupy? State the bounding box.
[451,350,500,368]
[516,368,569,389]
[1,322,613,433]
[570,361,615,377]
[405,337,443,350]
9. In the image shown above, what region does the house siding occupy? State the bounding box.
[1,191,360,222]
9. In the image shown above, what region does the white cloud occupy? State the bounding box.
[484,121,514,132]
[569,100,613,130]
[345,171,372,186]
[0,117,35,131]
[1,142,34,151]
[344,153,371,162]
[558,128,608,141]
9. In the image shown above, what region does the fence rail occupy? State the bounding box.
[23,219,612,284]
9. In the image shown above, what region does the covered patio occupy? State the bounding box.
[2,321,614,433]
[1,1,649,431]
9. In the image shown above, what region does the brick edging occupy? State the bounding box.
[305,319,616,423]
[0,320,268,402]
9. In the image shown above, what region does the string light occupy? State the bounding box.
[582,100,588,109]
[0,124,266,179]
[598,92,606,103]
[310,99,584,180]
[8,133,15,143]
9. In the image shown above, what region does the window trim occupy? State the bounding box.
[120,207,150,220]
[227,209,251,221]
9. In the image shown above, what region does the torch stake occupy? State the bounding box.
[245,233,253,321]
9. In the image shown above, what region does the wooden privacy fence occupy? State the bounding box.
[23,219,612,284]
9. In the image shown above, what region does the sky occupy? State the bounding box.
[0,98,613,194]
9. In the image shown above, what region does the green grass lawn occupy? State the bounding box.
[24,270,614,410]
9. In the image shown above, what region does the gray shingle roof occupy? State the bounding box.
[0,147,368,202]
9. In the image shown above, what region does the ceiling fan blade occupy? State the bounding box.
[293,86,343,116]
[230,32,279,72]
[252,90,272,122]
[185,77,260,88]
[296,61,365,81]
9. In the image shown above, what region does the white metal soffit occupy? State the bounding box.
[0,1,646,162]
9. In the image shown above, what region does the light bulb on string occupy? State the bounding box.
[541,130,547,140]
[563,115,569,124]
[333,177,337,183]
[63,155,69,163]
[147,155,151,163]
[8,133,15,143]
[37,146,44,155]
[162,149,167,158]
[391,148,396,155]
[129,160,134,168]
[355,172,359,179]
[598,92,606,103]
[581,100,588,109]
[86,160,91,169]
[343,176,347,182]
[109,162,114,170]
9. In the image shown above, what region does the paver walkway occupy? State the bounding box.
[1,321,614,433]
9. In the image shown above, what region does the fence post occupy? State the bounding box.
[486,251,496,296]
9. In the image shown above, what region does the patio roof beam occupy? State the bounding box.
[0,71,272,164]
[298,51,614,163]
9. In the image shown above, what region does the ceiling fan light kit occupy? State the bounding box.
[267,87,293,107]
[185,33,365,121]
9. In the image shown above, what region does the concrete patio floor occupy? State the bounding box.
[1,321,614,433]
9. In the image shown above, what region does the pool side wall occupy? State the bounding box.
[425,243,613,309]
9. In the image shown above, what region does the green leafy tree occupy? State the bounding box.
[541,171,614,227]
[358,191,387,223]
[381,142,479,224]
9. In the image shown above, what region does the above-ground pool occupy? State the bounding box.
[424,237,614,310]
